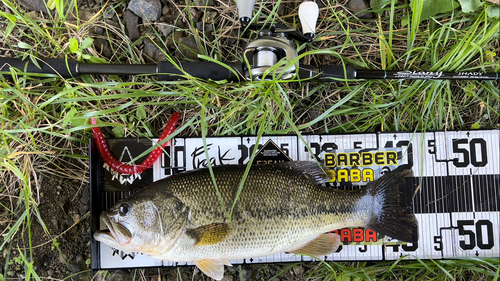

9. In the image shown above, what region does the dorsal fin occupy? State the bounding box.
[276,161,332,185]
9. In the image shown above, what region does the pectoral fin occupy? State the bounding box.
[194,259,231,280]
[186,223,230,246]
[289,233,341,257]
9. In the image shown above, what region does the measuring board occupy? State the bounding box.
[89,130,499,270]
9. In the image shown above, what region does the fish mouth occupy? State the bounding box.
[94,213,132,246]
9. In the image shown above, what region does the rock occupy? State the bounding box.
[17,0,50,13]
[192,0,214,7]
[292,264,304,276]
[166,30,184,49]
[241,267,252,280]
[124,10,140,41]
[94,26,104,35]
[144,38,166,62]
[161,5,169,15]
[81,188,90,204]
[96,270,134,281]
[79,203,89,216]
[104,7,115,20]
[176,36,201,60]
[93,38,112,58]
[128,0,162,22]
[67,262,80,273]
[157,23,174,37]
[196,22,213,32]
[203,11,218,23]
[347,0,374,19]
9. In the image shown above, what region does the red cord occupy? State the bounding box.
[91,112,181,175]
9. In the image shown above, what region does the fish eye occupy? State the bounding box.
[119,203,130,216]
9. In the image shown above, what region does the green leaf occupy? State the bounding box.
[487,5,500,19]
[401,17,409,27]
[17,42,31,49]
[459,0,484,13]
[5,22,15,38]
[471,122,481,129]
[86,56,108,64]
[81,37,94,49]
[69,38,78,54]
[136,106,147,120]
[411,0,460,21]
[56,0,64,19]
[51,239,60,251]
[112,126,125,138]
[0,11,17,23]
[46,0,55,9]
[63,107,77,127]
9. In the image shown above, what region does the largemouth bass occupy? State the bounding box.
[94,162,418,280]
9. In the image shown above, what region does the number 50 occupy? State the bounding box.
[457,220,494,250]
[452,138,488,168]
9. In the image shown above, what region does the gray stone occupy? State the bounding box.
[192,0,214,7]
[124,10,140,41]
[157,23,174,37]
[166,30,184,49]
[94,26,104,35]
[241,267,252,280]
[96,270,134,281]
[196,22,214,32]
[292,264,304,276]
[144,38,166,62]
[347,0,374,19]
[104,7,115,19]
[18,0,50,13]
[93,38,112,58]
[176,36,201,60]
[128,0,161,22]
[80,188,90,204]
[67,262,80,273]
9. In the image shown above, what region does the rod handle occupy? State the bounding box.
[317,65,356,81]
[157,61,243,81]
[0,57,79,78]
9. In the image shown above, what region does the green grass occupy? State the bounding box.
[0,0,499,280]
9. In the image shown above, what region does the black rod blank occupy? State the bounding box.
[0,57,498,82]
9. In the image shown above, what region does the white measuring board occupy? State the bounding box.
[91,130,500,270]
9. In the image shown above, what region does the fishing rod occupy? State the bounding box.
[0,1,498,82]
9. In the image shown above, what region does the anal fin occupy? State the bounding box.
[194,259,231,280]
[289,233,341,257]
[186,223,230,246]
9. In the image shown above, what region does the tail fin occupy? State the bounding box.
[365,165,418,243]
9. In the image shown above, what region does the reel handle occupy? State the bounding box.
[298,2,319,40]
[236,0,256,26]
